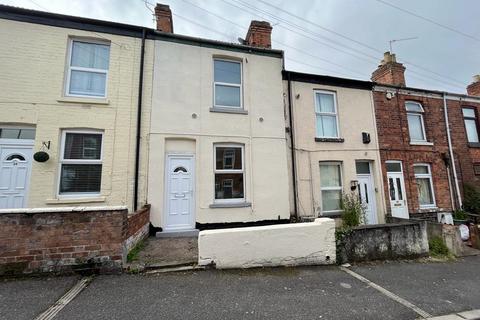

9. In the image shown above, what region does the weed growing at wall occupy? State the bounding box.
[429,236,449,258]
[341,192,366,228]
[127,240,145,262]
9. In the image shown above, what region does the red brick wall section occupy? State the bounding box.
[0,207,128,276]
[126,204,150,239]
[373,90,454,219]
[446,99,480,188]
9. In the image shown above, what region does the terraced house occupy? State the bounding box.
[147,5,291,234]
[283,71,387,225]
[371,52,480,220]
[0,5,153,211]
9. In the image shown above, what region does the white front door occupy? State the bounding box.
[356,161,378,225]
[386,161,409,219]
[0,144,33,209]
[164,154,195,231]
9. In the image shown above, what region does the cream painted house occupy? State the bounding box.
[148,7,290,232]
[284,71,387,224]
[0,5,152,211]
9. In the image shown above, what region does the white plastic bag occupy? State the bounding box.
[459,224,470,241]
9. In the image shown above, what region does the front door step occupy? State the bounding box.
[156,229,199,238]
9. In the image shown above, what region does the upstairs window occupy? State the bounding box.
[214,144,244,202]
[66,40,110,98]
[315,91,339,138]
[406,102,427,142]
[414,164,436,208]
[462,108,479,144]
[213,59,242,109]
[59,131,103,195]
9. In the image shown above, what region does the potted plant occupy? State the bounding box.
[452,209,468,226]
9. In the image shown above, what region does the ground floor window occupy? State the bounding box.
[59,130,103,195]
[319,162,343,214]
[214,144,244,202]
[414,164,435,208]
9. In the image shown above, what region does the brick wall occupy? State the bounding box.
[124,205,150,253]
[373,90,453,218]
[446,99,480,189]
[0,205,151,276]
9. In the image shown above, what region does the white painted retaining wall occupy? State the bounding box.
[198,218,336,269]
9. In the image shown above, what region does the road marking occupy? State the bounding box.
[340,267,432,319]
[34,276,93,320]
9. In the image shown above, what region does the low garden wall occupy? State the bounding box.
[337,221,429,263]
[0,205,150,276]
[198,218,336,269]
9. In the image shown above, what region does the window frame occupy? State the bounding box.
[406,101,427,143]
[213,143,245,204]
[58,129,104,198]
[213,58,243,109]
[413,163,436,209]
[474,163,480,175]
[462,106,480,144]
[319,161,343,215]
[314,90,340,139]
[65,38,110,99]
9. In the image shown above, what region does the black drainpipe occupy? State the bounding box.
[134,28,146,211]
[286,71,298,220]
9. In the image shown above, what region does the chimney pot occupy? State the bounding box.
[245,20,272,48]
[371,51,406,87]
[467,74,480,96]
[155,3,173,33]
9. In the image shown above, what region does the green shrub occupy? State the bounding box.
[452,209,468,220]
[340,191,366,228]
[429,236,449,257]
[463,183,480,214]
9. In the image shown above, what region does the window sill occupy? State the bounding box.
[45,196,106,205]
[468,142,480,148]
[315,137,345,143]
[321,211,343,218]
[409,141,434,146]
[57,97,110,105]
[209,202,252,208]
[419,206,438,211]
[210,107,248,115]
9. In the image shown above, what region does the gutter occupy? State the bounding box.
[286,72,298,219]
[134,28,146,211]
[443,92,463,209]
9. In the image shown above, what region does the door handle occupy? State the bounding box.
[174,193,186,198]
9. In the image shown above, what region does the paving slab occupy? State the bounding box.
[134,236,198,268]
[56,266,416,320]
[0,276,80,320]
[351,256,480,317]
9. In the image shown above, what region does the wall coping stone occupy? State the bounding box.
[0,205,128,215]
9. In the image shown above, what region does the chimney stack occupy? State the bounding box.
[467,75,480,96]
[371,52,406,87]
[245,21,272,48]
[155,3,173,33]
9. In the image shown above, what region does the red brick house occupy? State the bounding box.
[372,52,480,220]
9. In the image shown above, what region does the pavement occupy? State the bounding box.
[2,256,480,320]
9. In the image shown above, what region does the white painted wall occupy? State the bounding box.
[198,218,336,268]
[148,40,290,228]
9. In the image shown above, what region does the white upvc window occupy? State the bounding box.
[462,107,479,143]
[213,59,242,109]
[58,130,103,197]
[319,162,343,214]
[406,101,427,142]
[66,39,110,98]
[314,90,339,138]
[214,144,245,203]
[413,164,436,208]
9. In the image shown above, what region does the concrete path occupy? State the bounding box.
[2,256,480,320]
[133,236,198,268]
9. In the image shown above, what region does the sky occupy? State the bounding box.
[2,0,479,94]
